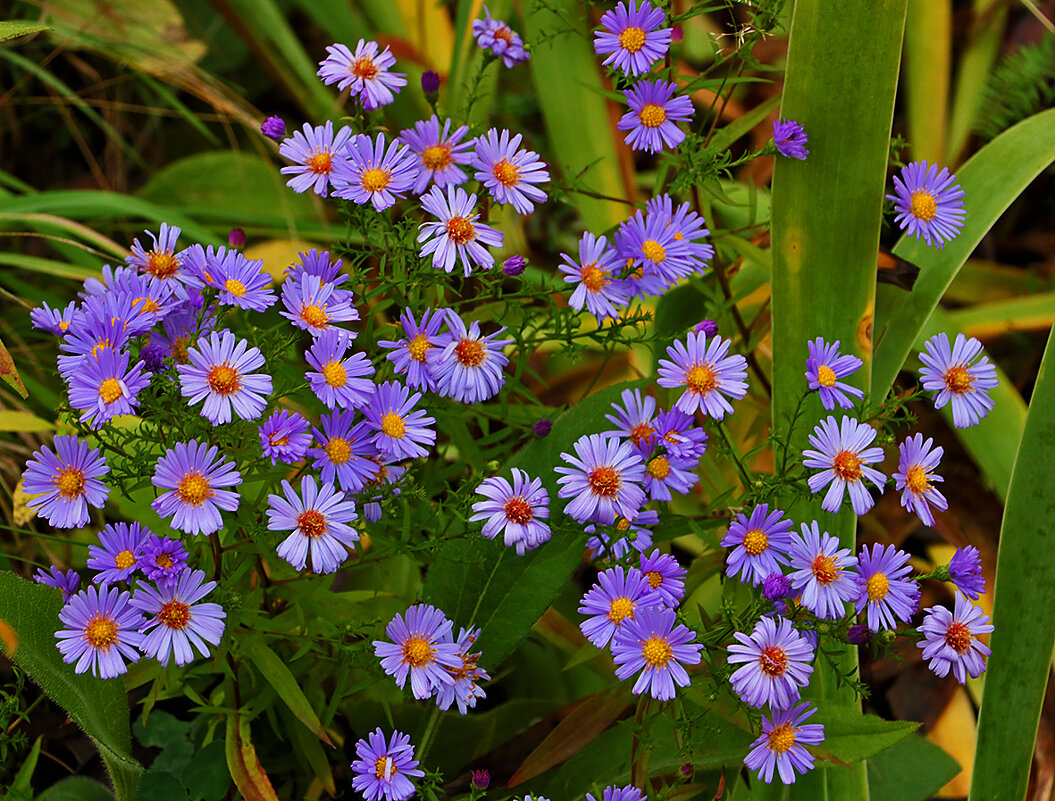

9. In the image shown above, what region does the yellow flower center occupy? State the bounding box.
[177,472,213,505]
[208,364,241,396]
[402,635,434,667]
[146,252,180,279]
[639,104,667,128]
[503,496,534,524]
[361,167,392,192]
[909,190,937,221]
[607,596,635,623]
[832,450,863,481]
[308,152,333,175]
[905,465,930,494]
[811,554,838,584]
[742,528,768,556]
[866,573,889,601]
[589,466,621,497]
[581,264,608,292]
[641,239,666,263]
[321,360,348,388]
[816,364,837,387]
[642,635,673,667]
[446,216,476,244]
[407,334,431,362]
[618,26,647,53]
[85,615,118,650]
[381,412,406,438]
[422,144,452,171]
[767,723,797,754]
[686,363,717,395]
[98,378,123,404]
[492,158,520,187]
[224,279,247,297]
[115,550,136,570]
[158,600,191,630]
[647,456,670,479]
[55,467,85,499]
[943,364,973,394]
[326,437,352,465]
[301,304,329,329]
[297,509,328,538]
[374,756,396,779]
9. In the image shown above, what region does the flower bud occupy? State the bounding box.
[260,115,286,142]
[502,255,526,276]
[421,70,441,95]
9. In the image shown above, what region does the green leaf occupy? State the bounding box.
[0,572,142,801]
[181,740,231,801]
[136,771,190,801]
[969,322,1055,801]
[0,410,53,431]
[36,777,115,801]
[707,94,782,153]
[239,635,332,745]
[812,706,917,765]
[7,735,41,800]
[0,20,50,42]
[872,108,1055,397]
[867,734,960,801]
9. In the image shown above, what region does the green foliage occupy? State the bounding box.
[36,777,116,801]
[867,734,961,801]
[0,20,49,42]
[975,35,1055,142]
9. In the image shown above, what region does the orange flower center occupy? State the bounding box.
[588,466,621,497]
[742,528,768,556]
[811,554,838,584]
[158,600,191,630]
[55,467,85,499]
[208,364,241,396]
[618,26,647,53]
[455,338,486,367]
[686,363,717,395]
[492,158,519,186]
[639,104,667,128]
[352,57,378,80]
[308,151,333,175]
[402,635,434,666]
[503,496,534,524]
[909,190,937,221]
[297,509,328,538]
[146,251,180,279]
[816,365,837,387]
[446,216,476,244]
[943,364,973,394]
[581,264,607,292]
[326,437,352,465]
[645,570,663,589]
[905,465,930,494]
[759,645,788,677]
[630,422,654,447]
[832,450,862,481]
[85,615,118,650]
[98,378,123,404]
[422,144,452,170]
[115,550,136,570]
[607,596,635,623]
[156,553,173,568]
[768,723,797,754]
[642,635,673,667]
[944,621,972,653]
[177,472,213,505]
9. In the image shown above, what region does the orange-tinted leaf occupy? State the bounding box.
[0,336,27,399]
[226,713,280,801]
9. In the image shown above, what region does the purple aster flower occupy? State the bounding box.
[434,627,490,714]
[594,0,671,76]
[744,702,825,784]
[559,232,628,322]
[351,729,425,801]
[727,616,815,710]
[427,312,511,403]
[694,319,718,337]
[418,185,504,276]
[373,604,462,699]
[657,332,749,419]
[642,448,698,502]
[309,411,380,492]
[131,569,226,666]
[611,605,702,700]
[291,248,347,286]
[787,521,859,619]
[185,245,275,312]
[151,440,241,536]
[802,416,886,515]
[587,786,645,801]
[23,435,110,529]
[126,223,191,286]
[177,330,272,424]
[333,133,418,211]
[139,343,168,373]
[615,208,691,290]
[150,301,214,366]
[805,338,864,411]
[721,504,795,586]
[377,307,447,392]
[473,7,530,68]
[259,409,313,465]
[66,348,149,429]
[280,272,360,337]
[892,433,948,526]
[55,585,143,677]
[918,332,998,429]
[34,566,80,599]
[261,116,286,141]
[853,543,917,631]
[470,769,490,790]
[603,388,658,455]
[398,116,473,195]
[617,79,693,154]
[578,566,653,648]
[279,121,353,197]
[502,255,527,276]
[421,70,440,95]
[363,381,437,460]
[472,128,549,215]
[644,194,715,273]
[585,509,659,561]
[31,301,79,336]
[138,534,189,589]
[532,418,552,438]
[267,475,359,573]
[948,545,985,600]
[772,119,809,160]
[639,550,686,607]
[57,313,130,379]
[87,522,149,586]
[470,469,551,555]
[653,408,708,461]
[918,592,993,684]
[318,40,407,110]
[887,160,966,249]
[555,434,647,525]
[306,328,375,410]
[762,573,794,601]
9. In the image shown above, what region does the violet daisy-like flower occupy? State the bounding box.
[470,469,551,555]
[280,121,353,197]
[617,79,693,154]
[644,194,715,272]
[587,786,645,801]
[418,185,504,276]
[350,728,425,801]
[559,232,628,322]
[727,616,815,710]
[853,543,917,631]
[427,312,511,403]
[187,245,275,312]
[363,382,437,460]
[555,434,647,525]
[744,702,825,785]
[126,223,191,286]
[642,448,698,502]
[721,505,795,587]
[611,605,702,700]
[787,521,859,619]
[292,248,348,285]
[616,208,693,290]
[657,331,749,419]
[309,411,380,492]
[258,409,313,465]
[434,627,490,714]
[594,0,671,76]
[333,133,418,211]
[66,348,149,429]
[177,330,272,425]
[131,569,226,667]
[398,116,473,195]
[772,119,809,160]
[319,40,407,110]
[892,433,948,526]
[472,128,550,215]
[639,550,686,608]
[35,566,80,599]
[138,534,189,588]
[604,388,658,454]
[55,585,143,678]
[802,416,886,515]
[918,332,998,429]
[377,307,446,392]
[887,160,965,249]
[306,328,375,410]
[31,301,79,336]
[87,522,149,587]
[653,408,709,461]
[805,338,864,411]
[267,475,359,573]
[918,592,993,684]
[948,545,985,600]
[280,272,360,337]
[473,7,530,68]
[373,604,462,699]
[578,566,654,648]
[151,440,241,536]
[23,435,110,529]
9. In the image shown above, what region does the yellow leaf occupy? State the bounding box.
[243,240,314,283]
[0,412,52,432]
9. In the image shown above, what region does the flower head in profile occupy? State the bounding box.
[612,605,702,700]
[151,440,241,536]
[617,79,693,154]
[418,185,503,276]
[556,434,647,525]
[578,566,653,648]
[259,409,313,465]
[787,521,859,619]
[333,133,418,211]
[267,475,359,573]
[472,128,550,215]
[594,0,671,76]
[727,616,815,710]
[279,121,353,197]
[721,504,795,587]
[473,7,530,68]
[470,469,551,555]
[918,592,993,684]
[948,545,985,600]
[802,416,886,515]
[35,566,81,600]
[744,702,825,784]
[177,330,272,424]
[892,433,948,526]
[66,347,149,429]
[373,604,462,699]
[350,728,425,801]
[87,522,150,587]
[887,160,965,248]
[131,569,226,666]
[558,232,628,322]
[853,543,917,631]
[30,301,79,337]
[318,40,407,110]
[918,333,998,429]
[427,312,511,403]
[587,785,645,801]
[434,627,490,715]
[657,332,749,419]
[280,272,360,337]
[55,585,143,678]
[805,338,864,410]
[772,119,809,160]
[398,116,473,195]
[23,435,110,529]
[377,307,447,392]
[305,328,375,410]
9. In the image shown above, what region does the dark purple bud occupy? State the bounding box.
[421,70,441,95]
[532,419,552,438]
[762,572,792,601]
[847,624,871,645]
[471,769,490,790]
[228,228,246,248]
[679,762,693,777]
[502,255,526,276]
[260,115,286,142]
[671,25,684,42]
[139,343,168,373]
[693,319,718,337]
